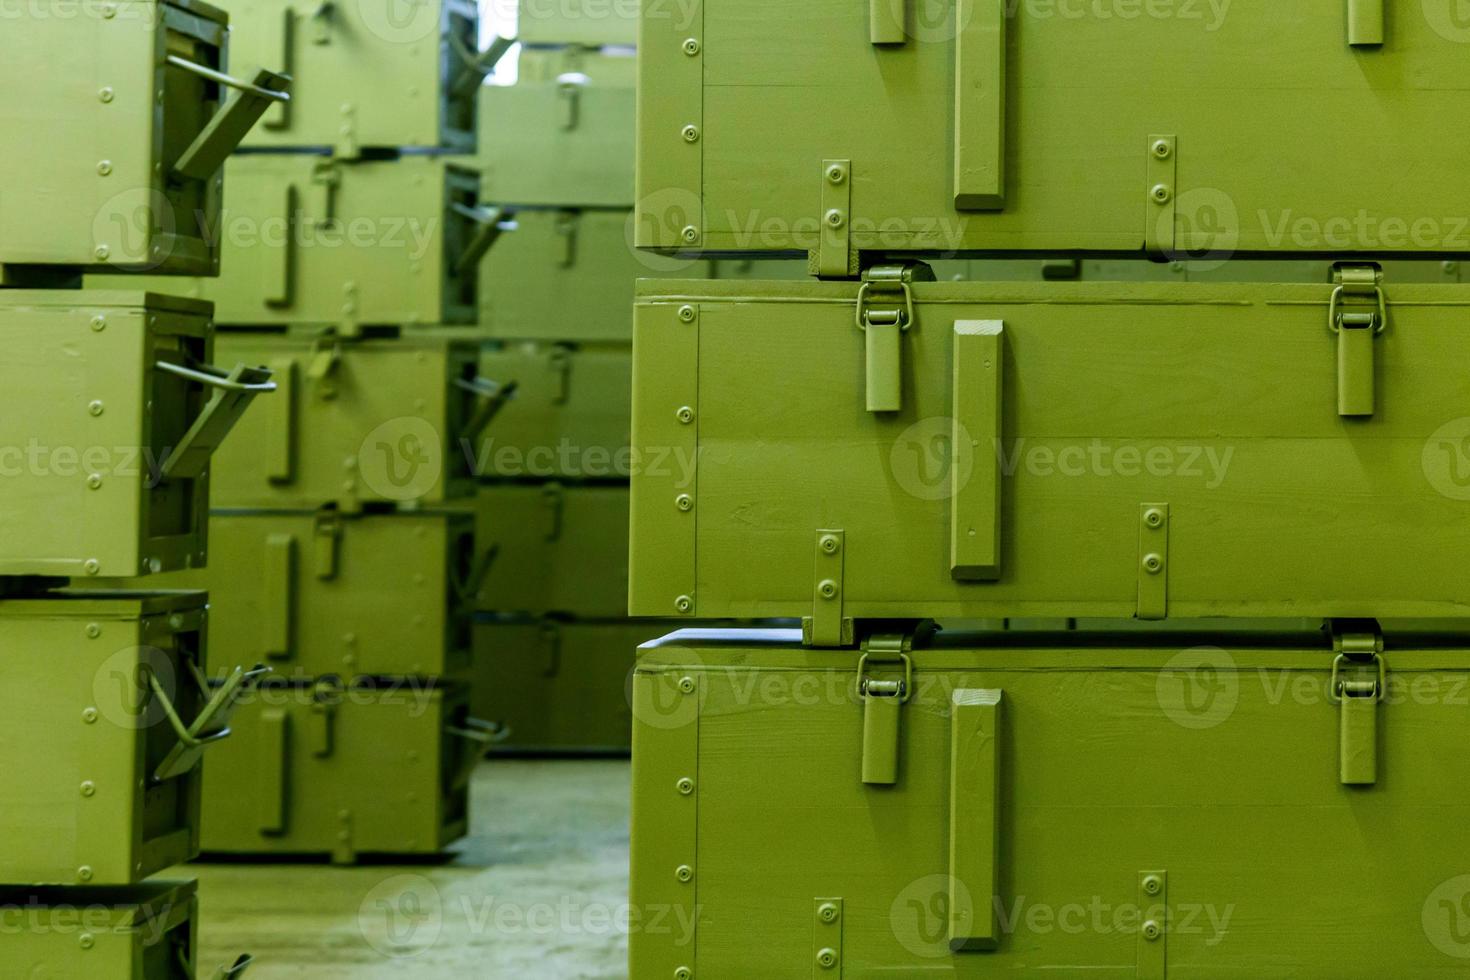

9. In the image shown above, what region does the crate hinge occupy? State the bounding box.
[813,898,844,978]
[816,159,854,277]
[312,507,343,581]
[1137,504,1169,621]
[1136,871,1168,979]
[804,530,853,648]
[1329,264,1387,417]
[1329,619,1386,786]
[1145,135,1177,259]
[855,262,935,413]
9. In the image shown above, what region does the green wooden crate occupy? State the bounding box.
[471,618,678,753]
[517,45,638,87]
[0,881,199,979]
[157,510,475,677]
[0,0,291,275]
[474,342,631,477]
[638,2,1470,264]
[631,627,1470,977]
[0,292,267,579]
[631,275,1470,627]
[480,209,693,342]
[208,332,487,510]
[516,0,637,47]
[0,592,210,884]
[229,0,481,153]
[200,679,478,862]
[471,483,629,617]
[479,82,634,207]
[93,155,488,330]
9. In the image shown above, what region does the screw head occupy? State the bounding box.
[676,777,695,795]
[82,707,99,723]
[675,864,694,883]
[681,225,700,244]
[676,406,695,424]
[90,315,106,332]
[816,948,838,969]
[94,244,110,260]
[79,932,96,949]
[88,400,104,416]
[676,494,694,512]
[87,474,103,490]
[85,623,101,638]
[1143,875,1163,895]
[675,595,694,615]
[682,37,700,55]
[827,164,847,185]
[1151,184,1172,204]
[1152,139,1172,159]
[96,160,113,176]
[677,304,697,323]
[1144,553,1164,574]
[825,209,846,229]
[77,866,94,882]
[819,534,840,554]
[818,579,839,599]
[83,559,101,576]
[80,781,96,797]
[98,87,114,103]
[681,124,700,143]
[1143,920,1162,941]
[818,903,839,923]
[675,968,692,980]
[678,676,697,694]
[1144,509,1164,528]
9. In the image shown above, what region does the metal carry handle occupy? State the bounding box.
[452,544,499,603]
[456,375,520,445]
[453,204,510,277]
[449,718,512,746]
[166,55,291,103]
[149,663,272,782]
[449,32,517,98]
[154,361,277,482]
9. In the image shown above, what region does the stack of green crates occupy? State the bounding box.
[93,0,515,862]
[469,6,670,755]
[624,3,1470,976]
[0,2,288,975]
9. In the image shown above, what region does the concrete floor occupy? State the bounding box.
[185,760,630,979]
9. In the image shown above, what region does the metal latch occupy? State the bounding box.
[309,159,341,228]
[1329,620,1386,786]
[855,263,934,413]
[858,642,914,786]
[1329,265,1387,417]
[542,483,565,541]
[307,334,343,399]
[310,678,344,758]
[313,508,342,581]
[557,72,589,131]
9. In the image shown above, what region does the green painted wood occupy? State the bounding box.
[516,0,638,46]
[0,881,198,978]
[151,510,474,677]
[0,292,216,578]
[230,0,479,152]
[632,630,1470,976]
[208,332,481,510]
[479,83,636,207]
[200,681,470,860]
[0,592,207,884]
[631,278,1470,622]
[638,1,1470,258]
[470,483,630,617]
[0,0,232,274]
